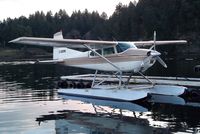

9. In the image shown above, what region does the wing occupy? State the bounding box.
[9,37,117,49]
[9,31,187,49]
[132,40,187,47]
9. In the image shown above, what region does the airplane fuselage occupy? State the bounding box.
[60,44,158,72]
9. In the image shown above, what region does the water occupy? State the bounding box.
[0,62,200,134]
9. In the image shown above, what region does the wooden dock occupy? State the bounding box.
[60,74,200,88]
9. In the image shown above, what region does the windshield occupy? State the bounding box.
[116,42,136,53]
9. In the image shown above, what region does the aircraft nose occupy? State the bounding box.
[150,50,161,56]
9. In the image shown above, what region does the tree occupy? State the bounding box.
[0,0,200,52]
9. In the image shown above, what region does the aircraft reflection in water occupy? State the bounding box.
[1,63,200,133]
[36,94,200,134]
[36,96,166,134]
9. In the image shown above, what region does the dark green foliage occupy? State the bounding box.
[0,0,200,49]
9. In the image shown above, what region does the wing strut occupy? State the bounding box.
[83,44,123,88]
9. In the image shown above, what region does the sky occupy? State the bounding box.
[0,0,137,21]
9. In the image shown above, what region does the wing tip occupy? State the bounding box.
[175,40,187,44]
[9,37,25,43]
[9,38,19,43]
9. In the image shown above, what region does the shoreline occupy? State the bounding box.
[0,47,52,62]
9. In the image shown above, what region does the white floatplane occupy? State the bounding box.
[10,31,187,101]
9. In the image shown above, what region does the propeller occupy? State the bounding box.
[140,31,167,72]
[155,56,167,68]
[149,31,167,68]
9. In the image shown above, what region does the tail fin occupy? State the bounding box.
[53,31,83,60]
[53,31,63,39]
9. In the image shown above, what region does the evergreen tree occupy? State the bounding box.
[0,0,199,51]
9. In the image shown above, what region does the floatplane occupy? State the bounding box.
[10,31,187,101]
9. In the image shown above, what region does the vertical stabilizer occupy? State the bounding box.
[53,31,63,39]
[52,31,84,60]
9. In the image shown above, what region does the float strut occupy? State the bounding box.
[138,71,154,85]
[92,70,98,88]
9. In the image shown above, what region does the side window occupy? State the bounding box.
[96,49,102,55]
[90,51,95,56]
[90,49,102,56]
[103,47,115,55]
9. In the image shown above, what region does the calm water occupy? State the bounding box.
[0,61,200,134]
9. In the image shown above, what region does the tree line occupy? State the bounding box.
[0,0,200,49]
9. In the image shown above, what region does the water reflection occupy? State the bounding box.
[35,92,200,134]
[150,103,200,132]
[0,63,200,133]
[36,104,167,134]
[0,63,91,103]
[40,112,163,134]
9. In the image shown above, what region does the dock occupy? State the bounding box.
[60,74,200,88]
[58,74,200,102]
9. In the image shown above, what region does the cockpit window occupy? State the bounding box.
[90,42,136,57]
[103,47,115,55]
[90,47,115,57]
[116,42,136,53]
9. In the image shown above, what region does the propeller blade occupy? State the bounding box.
[156,56,167,68]
[150,31,156,50]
